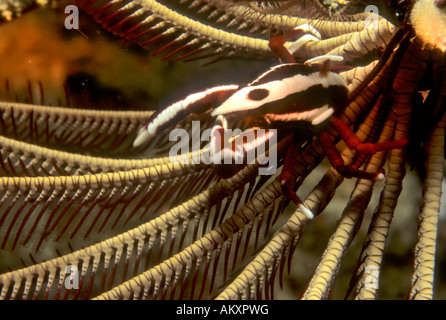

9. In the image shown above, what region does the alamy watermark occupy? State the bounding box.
[64,265,79,290]
[64,5,79,30]
[364,5,380,30]
[364,265,379,290]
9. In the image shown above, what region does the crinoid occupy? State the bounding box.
[0,0,445,301]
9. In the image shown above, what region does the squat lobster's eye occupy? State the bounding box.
[247,88,269,101]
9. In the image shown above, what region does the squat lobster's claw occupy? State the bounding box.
[209,115,280,179]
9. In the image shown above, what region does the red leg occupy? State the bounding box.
[330,116,408,154]
[319,131,384,180]
[319,116,407,180]
[269,28,311,63]
[269,34,297,64]
[279,140,314,218]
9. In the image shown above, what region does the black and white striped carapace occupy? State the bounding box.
[134,59,348,147]
[211,63,348,127]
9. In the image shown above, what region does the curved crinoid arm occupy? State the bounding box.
[301,97,400,299]
[215,164,342,300]
[77,0,273,62]
[0,154,268,300]
[408,113,446,300]
[81,126,330,300]
[93,187,282,299]
[336,33,411,120]
[0,184,212,300]
[0,148,214,256]
[0,101,154,154]
[348,119,409,299]
[223,2,378,38]
[295,17,398,64]
[347,46,427,300]
[0,134,209,176]
[0,0,57,21]
[77,0,388,62]
[340,59,378,92]
[92,148,320,300]
[301,163,381,299]
[305,18,397,64]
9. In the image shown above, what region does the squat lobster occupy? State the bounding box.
[134,25,407,218]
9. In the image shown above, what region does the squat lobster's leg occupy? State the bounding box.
[319,116,408,180]
[279,136,314,219]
